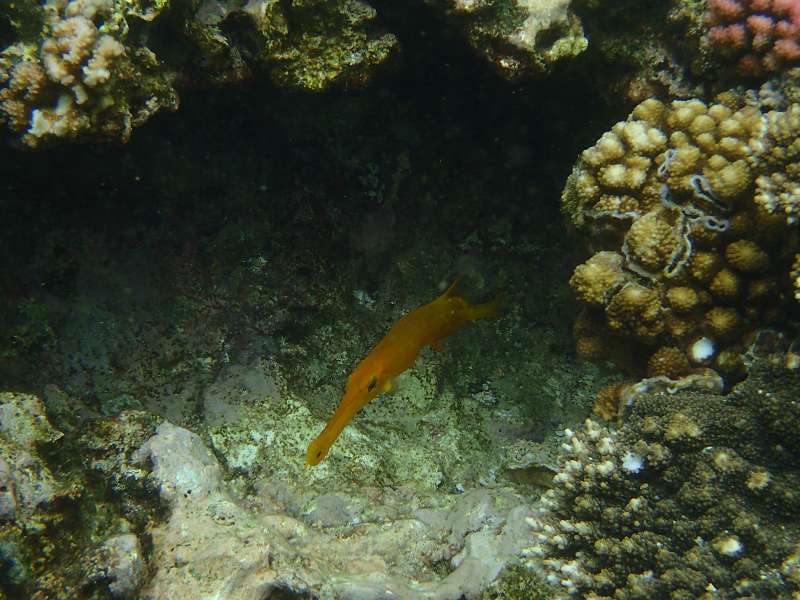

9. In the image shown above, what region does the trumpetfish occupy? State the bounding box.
[306,279,501,465]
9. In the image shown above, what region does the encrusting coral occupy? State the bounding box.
[523,353,800,597]
[562,92,800,418]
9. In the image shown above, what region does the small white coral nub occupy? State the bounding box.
[713,535,743,557]
[690,337,715,364]
[621,451,644,473]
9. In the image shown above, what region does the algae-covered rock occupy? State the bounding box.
[0,392,64,524]
[85,533,146,598]
[131,418,540,599]
[78,410,161,500]
[426,0,587,78]
[567,0,707,103]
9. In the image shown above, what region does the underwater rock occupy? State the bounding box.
[0,392,63,520]
[132,419,538,599]
[426,0,587,78]
[86,533,146,598]
[133,421,223,504]
[78,410,161,501]
[0,391,62,448]
[202,362,281,427]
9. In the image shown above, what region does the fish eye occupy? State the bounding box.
[316,450,322,458]
[367,376,378,391]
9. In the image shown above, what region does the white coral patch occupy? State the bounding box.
[690,337,715,363]
[714,536,743,557]
[621,451,644,473]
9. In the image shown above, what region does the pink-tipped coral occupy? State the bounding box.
[705,0,800,76]
[709,23,749,52]
[774,37,800,59]
[707,0,746,23]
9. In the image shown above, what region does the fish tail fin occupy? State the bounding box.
[441,277,462,299]
[468,294,503,321]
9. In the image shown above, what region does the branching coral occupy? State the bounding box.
[0,0,178,147]
[754,102,800,223]
[562,93,800,412]
[705,0,800,77]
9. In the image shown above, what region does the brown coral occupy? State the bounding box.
[665,286,701,313]
[709,268,742,301]
[703,157,752,203]
[665,314,699,341]
[605,283,664,341]
[646,347,691,379]
[576,336,605,361]
[623,211,680,274]
[747,278,776,301]
[706,307,742,341]
[714,348,746,378]
[0,59,47,132]
[569,251,628,307]
[592,194,639,215]
[792,254,800,302]
[593,383,627,422]
[562,93,799,386]
[689,250,723,283]
[725,239,769,273]
[631,98,665,126]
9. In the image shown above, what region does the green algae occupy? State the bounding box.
[478,563,554,600]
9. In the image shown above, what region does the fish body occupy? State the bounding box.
[306,279,501,465]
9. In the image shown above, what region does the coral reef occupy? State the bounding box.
[524,355,800,597]
[194,0,399,91]
[0,0,397,147]
[704,0,800,77]
[425,0,587,78]
[0,0,178,148]
[562,93,800,402]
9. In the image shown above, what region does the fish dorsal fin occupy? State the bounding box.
[441,277,462,300]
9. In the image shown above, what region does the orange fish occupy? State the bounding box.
[306,279,501,465]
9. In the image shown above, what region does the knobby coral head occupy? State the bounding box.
[705,0,800,76]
